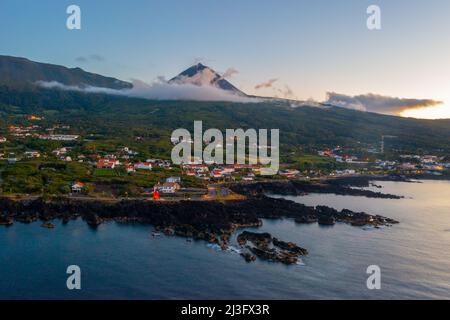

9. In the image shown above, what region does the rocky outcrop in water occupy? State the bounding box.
[237,231,308,264]
[0,215,13,226]
[229,178,402,199]
[41,222,55,229]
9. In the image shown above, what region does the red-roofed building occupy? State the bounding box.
[96,158,116,169]
[182,164,209,173]
[211,169,224,178]
[71,181,85,193]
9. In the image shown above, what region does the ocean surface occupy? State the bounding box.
[1,180,449,299]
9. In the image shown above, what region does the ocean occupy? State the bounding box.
[1,180,449,299]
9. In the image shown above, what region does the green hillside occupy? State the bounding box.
[1,85,450,157]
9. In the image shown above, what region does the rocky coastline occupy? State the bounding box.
[228,176,403,199]
[0,197,398,264]
[0,176,401,265]
[237,231,308,264]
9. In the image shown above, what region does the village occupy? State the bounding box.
[0,115,449,199]
[317,146,450,177]
[0,116,273,198]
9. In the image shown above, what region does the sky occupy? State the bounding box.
[1,0,450,119]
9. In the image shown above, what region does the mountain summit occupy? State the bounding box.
[169,63,246,96]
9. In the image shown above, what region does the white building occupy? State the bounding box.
[166,176,181,183]
[135,162,153,170]
[71,182,85,193]
[40,134,79,141]
[156,182,180,193]
[24,151,41,158]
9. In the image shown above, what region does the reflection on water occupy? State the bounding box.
[274,180,450,299]
[0,180,449,299]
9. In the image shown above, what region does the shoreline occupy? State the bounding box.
[0,175,405,264]
[227,175,405,199]
[0,195,398,264]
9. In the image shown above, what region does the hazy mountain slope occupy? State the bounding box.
[0,55,449,155]
[1,84,449,155]
[0,55,132,90]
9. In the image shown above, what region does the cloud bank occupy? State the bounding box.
[37,79,258,103]
[324,92,443,115]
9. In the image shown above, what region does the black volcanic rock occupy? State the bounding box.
[0,215,13,226]
[273,238,308,255]
[0,192,398,231]
[228,179,402,199]
[0,194,399,265]
[237,231,307,265]
[237,231,272,248]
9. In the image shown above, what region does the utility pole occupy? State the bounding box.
[381,135,397,154]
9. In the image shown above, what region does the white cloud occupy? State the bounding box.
[36,79,259,103]
[254,78,278,90]
[222,68,239,79]
[324,92,443,115]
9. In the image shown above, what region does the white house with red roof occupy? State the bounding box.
[96,158,116,169]
[155,182,181,194]
[71,181,85,193]
[183,164,209,173]
[211,169,225,178]
[134,162,153,170]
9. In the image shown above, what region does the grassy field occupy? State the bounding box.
[0,159,205,196]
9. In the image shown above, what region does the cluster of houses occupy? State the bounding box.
[317,147,450,176]
[39,134,79,141]
[181,162,260,181]
[91,155,265,182]
[70,176,182,195]
[318,149,369,164]
[8,125,40,138]
[94,155,172,172]
[8,123,79,141]
[376,155,450,175]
